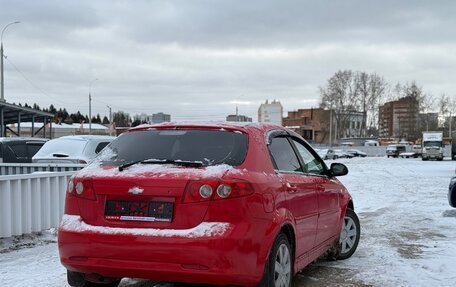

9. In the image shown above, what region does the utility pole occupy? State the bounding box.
[450,112,452,139]
[107,105,112,136]
[88,78,98,135]
[1,21,20,102]
[329,109,332,146]
[0,39,4,102]
[88,92,91,134]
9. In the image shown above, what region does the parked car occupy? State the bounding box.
[32,135,115,164]
[399,152,419,158]
[334,149,354,159]
[346,149,367,157]
[449,176,456,207]
[0,137,48,163]
[386,144,406,158]
[58,123,360,287]
[317,148,337,159]
[412,144,422,157]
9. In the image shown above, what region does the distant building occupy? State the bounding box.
[226,114,252,122]
[282,108,331,144]
[258,100,283,125]
[379,96,419,140]
[152,112,171,124]
[137,113,151,123]
[338,111,364,138]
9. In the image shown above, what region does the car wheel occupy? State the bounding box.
[67,271,120,287]
[337,209,360,260]
[334,155,338,159]
[258,233,293,287]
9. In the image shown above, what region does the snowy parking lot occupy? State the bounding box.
[1,157,456,287]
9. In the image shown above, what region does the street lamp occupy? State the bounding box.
[89,78,98,134]
[1,21,20,102]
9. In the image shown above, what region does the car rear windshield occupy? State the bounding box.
[34,139,88,157]
[97,129,248,167]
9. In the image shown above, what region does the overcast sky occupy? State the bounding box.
[1,0,455,121]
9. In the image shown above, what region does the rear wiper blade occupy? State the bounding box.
[53,153,69,158]
[118,159,203,171]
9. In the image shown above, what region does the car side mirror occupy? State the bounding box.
[330,163,348,177]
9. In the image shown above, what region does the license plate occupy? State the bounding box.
[104,200,174,222]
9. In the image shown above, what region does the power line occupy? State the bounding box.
[4,56,85,107]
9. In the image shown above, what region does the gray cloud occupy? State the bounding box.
[1,0,455,120]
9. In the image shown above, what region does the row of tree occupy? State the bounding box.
[319,70,453,138]
[16,103,132,127]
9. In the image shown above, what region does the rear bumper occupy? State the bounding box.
[58,215,268,286]
[422,153,443,159]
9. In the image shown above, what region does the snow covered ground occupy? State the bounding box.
[1,157,456,286]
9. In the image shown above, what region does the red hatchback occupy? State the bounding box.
[58,122,360,287]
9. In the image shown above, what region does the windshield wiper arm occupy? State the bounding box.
[118,159,203,171]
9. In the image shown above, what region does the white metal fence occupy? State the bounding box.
[0,163,85,176]
[0,172,75,238]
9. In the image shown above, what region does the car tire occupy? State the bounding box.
[258,233,293,287]
[337,209,360,260]
[84,281,121,287]
[67,271,85,287]
[67,271,121,287]
[334,155,338,160]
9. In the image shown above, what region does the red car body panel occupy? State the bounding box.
[58,122,353,286]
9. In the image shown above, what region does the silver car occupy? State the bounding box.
[32,135,115,164]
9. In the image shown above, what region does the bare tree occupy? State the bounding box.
[356,72,388,136]
[438,93,450,126]
[319,70,359,139]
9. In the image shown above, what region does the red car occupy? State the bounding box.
[58,122,360,287]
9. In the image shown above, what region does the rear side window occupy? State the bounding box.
[268,137,302,172]
[9,142,27,158]
[26,142,45,157]
[96,129,248,167]
[95,142,110,154]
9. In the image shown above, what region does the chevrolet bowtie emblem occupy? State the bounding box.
[128,187,144,195]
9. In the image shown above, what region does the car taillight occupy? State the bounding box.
[182,179,254,203]
[67,178,96,200]
[182,180,218,203]
[213,180,254,200]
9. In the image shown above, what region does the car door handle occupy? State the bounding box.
[286,182,298,193]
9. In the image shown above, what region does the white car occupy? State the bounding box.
[32,135,115,164]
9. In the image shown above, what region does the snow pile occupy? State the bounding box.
[60,215,231,238]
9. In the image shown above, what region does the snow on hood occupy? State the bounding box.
[60,215,231,238]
